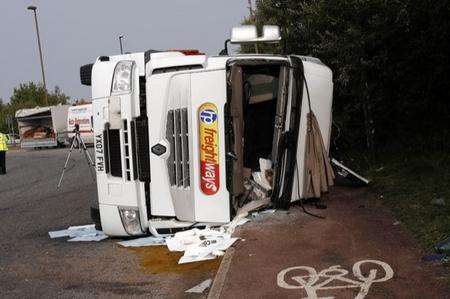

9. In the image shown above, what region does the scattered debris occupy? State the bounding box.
[430,197,446,207]
[166,228,238,264]
[260,209,276,214]
[49,224,108,242]
[422,237,450,263]
[252,158,273,191]
[117,236,165,247]
[331,158,370,187]
[68,233,108,242]
[185,278,212,293]
[112,199,275,264]
[393,221,401,226]
[435,237,450,255]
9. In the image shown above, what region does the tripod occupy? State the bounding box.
[57,124,96,189]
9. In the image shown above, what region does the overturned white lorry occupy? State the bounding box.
[80,26,333,236]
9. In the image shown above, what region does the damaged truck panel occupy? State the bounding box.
[291,56,334,201]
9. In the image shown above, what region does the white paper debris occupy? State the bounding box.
[252,158,273,190]
[259,158,272,171]
[49,224,108,242]
[185,278,212,293]
[252,172,272,190]
[166,227,239,264]
[68,224,97,237]
[117,236,165,247]
[48,229,71,239]
[68,232,108,242]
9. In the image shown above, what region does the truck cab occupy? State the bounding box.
[81,26,333,236]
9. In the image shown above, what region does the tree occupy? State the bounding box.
[245,0,450,159]
[0,82,70,134]
[0,98,7,133]
[9,82,69,108]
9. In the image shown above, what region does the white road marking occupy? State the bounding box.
[277,259,394,299]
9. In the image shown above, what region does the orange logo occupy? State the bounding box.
[199,103,220,195]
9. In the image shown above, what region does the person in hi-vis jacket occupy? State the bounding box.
[0,132,9,175]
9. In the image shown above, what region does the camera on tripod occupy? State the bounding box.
[57,122,95,189]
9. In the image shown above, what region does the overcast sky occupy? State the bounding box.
[0,0,249,102]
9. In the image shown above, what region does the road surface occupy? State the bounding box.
[0,149,218,298]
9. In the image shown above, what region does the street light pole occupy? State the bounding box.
[27,5,48,106]
[119,35,124,54]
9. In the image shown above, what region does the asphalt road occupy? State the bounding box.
[0,148,219,298]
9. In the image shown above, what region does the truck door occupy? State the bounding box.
[148,69,230,223]
[271,57,302,209]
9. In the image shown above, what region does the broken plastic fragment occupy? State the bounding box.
[185,278,212,293]
[48,229,71,239]
[331,158,370,186]
[117,236,165,247]
[179,254,216,264]
[68,233,108,242]
[49,224,108,242]
[251,158,273,190]
[67,224,97,238]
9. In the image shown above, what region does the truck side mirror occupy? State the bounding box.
[230,25,281,44]
[80,63,93,86]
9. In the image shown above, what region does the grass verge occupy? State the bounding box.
[367,152,450,250]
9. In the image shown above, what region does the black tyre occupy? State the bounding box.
[90,207,102,230]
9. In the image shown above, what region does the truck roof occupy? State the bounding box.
[15,104,69,118]
[98,50,323,73]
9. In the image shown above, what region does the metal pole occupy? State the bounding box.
[119,35,124,54]
[28,6,48,106]
[248,0,253,19]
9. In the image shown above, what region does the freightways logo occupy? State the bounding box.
[199,103,220,195]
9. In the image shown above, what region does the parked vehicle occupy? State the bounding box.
[15,105,70,149]
[67,103,94,145]
[80,25,333,236]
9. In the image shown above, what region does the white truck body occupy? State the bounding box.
[15,104,70,149]
[67,104,94,144]
[84,48,333,237]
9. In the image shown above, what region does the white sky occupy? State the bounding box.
[0,0,249,102]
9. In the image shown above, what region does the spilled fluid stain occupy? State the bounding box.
[126,246,221,274]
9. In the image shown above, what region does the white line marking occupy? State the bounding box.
[277,259,394,299]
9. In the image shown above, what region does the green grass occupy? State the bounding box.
[366,152,450,250]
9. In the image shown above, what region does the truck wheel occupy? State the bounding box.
[90,207,102,230]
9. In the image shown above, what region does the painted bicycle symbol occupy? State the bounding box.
[277,259,394,299]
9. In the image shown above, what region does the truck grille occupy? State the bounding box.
[106,128,122,177]
[132,117,151,182]
[166,108,190,188]
[123,120,131,181]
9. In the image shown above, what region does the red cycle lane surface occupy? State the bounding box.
[215,187,450,299]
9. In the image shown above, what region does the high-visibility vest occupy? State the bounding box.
[0,133,9,151]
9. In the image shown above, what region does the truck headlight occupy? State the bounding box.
[118,206,143,235]
[111,61,133,95]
